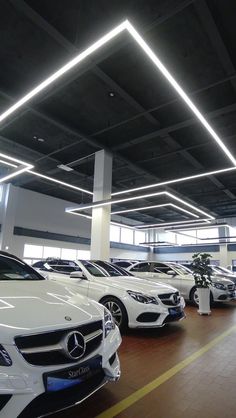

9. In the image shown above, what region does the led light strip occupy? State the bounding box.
[112,203,199,218]
[112,167,236,196]
[135,219,211,230]
[0,159,17,168]
[0,152,33,184]
[0,20,235,167]
[67,210,136,229]
[29,170,93,195]
[66,191,214,219]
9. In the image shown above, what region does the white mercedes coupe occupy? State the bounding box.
[0,252,121,418]
[34,260,186,331]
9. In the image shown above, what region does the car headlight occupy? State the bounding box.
[212,283,226,290]
[0,345,12,366]
[127,290,158,305]
[104,308,115,338]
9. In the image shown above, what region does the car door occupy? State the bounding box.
[50,266,90,297]
[151,263,184,295]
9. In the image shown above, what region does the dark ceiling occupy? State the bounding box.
[1,0,236,226]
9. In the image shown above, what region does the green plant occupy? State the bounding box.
[191,252,212,288]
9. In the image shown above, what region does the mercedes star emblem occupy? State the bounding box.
[65,331,86,360]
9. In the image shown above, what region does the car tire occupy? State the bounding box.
[100,296,128,332]
[190,287,214,307]
[190,287,199,306]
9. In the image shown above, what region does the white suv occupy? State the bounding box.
[0,252,121,418]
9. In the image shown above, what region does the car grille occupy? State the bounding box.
[15,320,103,366]
[158,292,180,306]
[227,284,235,291]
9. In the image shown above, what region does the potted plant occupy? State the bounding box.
[191,252,212,315]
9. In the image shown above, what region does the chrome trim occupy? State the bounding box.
[20,329,103,356]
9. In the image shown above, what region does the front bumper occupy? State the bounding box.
[127,296,186,328]
[0,326,121,418]
[212,288,236,302]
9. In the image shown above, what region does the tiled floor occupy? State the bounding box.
[52,302,236,418]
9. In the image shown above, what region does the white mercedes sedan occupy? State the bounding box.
[0,252,121,418]
[126,261,236,305]
[34,260,186,331]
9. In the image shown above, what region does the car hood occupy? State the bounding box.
[0,280,103,344]
[211,276,234,285]
[95,275,179,295]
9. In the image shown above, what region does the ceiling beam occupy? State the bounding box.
[194,0,236,92]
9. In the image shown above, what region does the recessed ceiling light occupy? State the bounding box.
[108,92,115,97]
[57,164,74,172]
[33,136,45,143]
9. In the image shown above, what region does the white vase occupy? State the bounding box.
[197,287,211,315]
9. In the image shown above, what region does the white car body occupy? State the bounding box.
[210,265,236,285]
[35,260,186,330]
[0,252,121,418]
[127,261,236,304]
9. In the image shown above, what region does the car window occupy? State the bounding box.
[0,255,44,280]
[49,265,80,274]
[114,261,131,268]
[153,265,170,274]
[130,263,150,272]
[32,261,44,268]
[81,261,133,277]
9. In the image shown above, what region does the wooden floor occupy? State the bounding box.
[52,303,236,418]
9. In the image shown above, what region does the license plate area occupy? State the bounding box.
[44,356,102,392]
[169,307,182,315]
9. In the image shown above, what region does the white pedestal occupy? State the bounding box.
[197,288,211,315]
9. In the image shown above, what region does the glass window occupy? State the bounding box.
[176,230,197,245]
[110,225,120,242]
[43,246,61,259]
[197,228,218,243]
[120,228,134,244]
[23,244,43,259]
[77,250,90,260]
[61,248,77,260]
[134,230,146,245]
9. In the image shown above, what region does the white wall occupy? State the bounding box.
[14,186,91,238]
[153,251,220,263]
[1,184,149,261]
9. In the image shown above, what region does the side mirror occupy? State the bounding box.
[70,271,87,280]
[167,270,176,276]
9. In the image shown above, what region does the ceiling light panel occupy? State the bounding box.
[66,190,214,220]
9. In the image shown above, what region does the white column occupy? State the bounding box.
[0,184,18,253]
[90,150,112,260]
[219,226,229,267]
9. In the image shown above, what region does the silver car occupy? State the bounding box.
[127,261,236,305]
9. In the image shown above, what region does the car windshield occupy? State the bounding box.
[81,260,133,277]
[0,255,44,280]
[212,266,232,275]
[170,264,192,275]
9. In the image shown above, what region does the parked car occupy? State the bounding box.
[34,260,186,331]
[112,260,137,269]
[126,261,236,306]
[182,263,236,285]
[0,252,121,418]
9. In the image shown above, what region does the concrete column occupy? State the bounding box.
[90,150,112,260]
[219,226,229,267]
[0,184,18,253]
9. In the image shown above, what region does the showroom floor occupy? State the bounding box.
[52,303,236,418]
